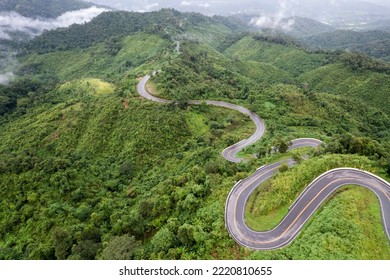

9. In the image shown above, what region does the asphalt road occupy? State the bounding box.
[138,75,266,163]
[226,166,390,249]
[138,74,390,250]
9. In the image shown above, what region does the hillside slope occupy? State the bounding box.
[0,0,94,18]
[303,30,390,61]
[24,9,248,54]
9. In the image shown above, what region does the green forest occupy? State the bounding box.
[0,9,390,260]
[303,30,390,62]
[0,0,92,18]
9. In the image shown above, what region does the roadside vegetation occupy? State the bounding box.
[245,154,390,259]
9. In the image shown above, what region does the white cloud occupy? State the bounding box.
[0,72,14,85]
[0,29,11,40]
[0,6,110,83]
[0,6,109,40]
[249,1,295,31]
[145,3,160,10]
[180,1,211,8]
[54,6,109,27]
[181,1,192,6]
[113,2,124,8]
[137,2,160,13]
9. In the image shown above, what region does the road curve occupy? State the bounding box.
[137,74,390,250]
[226,166,390,250]
[138,75,266,163]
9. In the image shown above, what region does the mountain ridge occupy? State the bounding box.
[0,0,99,18]
[303,29,390,61]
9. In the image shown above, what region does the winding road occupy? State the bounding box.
[138,74,390,249]
[138,74,265,163]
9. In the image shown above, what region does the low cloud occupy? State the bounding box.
[0,6,109,40]
[145,3,160,10]
[249,1,295,31]
[0,6,109,84]
[0,29,11,40]
[181,1,211,8]
[137,2,160,13]
[0,72,14,84]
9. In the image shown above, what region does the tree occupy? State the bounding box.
[0,95,11,115]
[52,227,73,260]
[100,235,140,260]
[150,227,175,254]
[279,163,289,173]
[120,162,134,178]
[70,240,100,260]
[292,151,303,164]
[274,138,291,153]
[387,158,390,176]
[257,146,269,157]
[177,99,189,110]
[177,224,196,246]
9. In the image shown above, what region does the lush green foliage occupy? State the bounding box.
[20,33,171,82]
[299,63,390,117]
[0,0,92,18]
[303,30,390,62]
[285,17,335,38]
[224,35,327,76]
[24,9,247,54]
[0,75,254,259]
[154,36,390,154]
[339,52,390,73]
[246,154,390,259]
[232,15,335,38]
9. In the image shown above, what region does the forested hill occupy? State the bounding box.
[283,17,335,38]
[24,9,249,54]
[0,0,95,18]
[235,15,335,38]
[303,30,390,62]
[1,9,390,260]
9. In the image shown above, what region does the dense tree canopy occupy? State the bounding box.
[0,0,92,18]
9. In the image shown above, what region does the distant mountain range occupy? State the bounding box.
[286,0,390,20]
[361,19,390,32]
[303,30,390,61]
[252,0,390,31]
[240,15,335,38]
[0,0,96,18]
[0,0,110,42]
[1,0,389,77]
[0,0,111,83]
[233,13,390,61]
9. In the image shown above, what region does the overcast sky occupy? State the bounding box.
[90,0,390,15]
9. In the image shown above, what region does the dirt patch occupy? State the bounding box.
[123,100,129,110]
[48,132,60,141]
